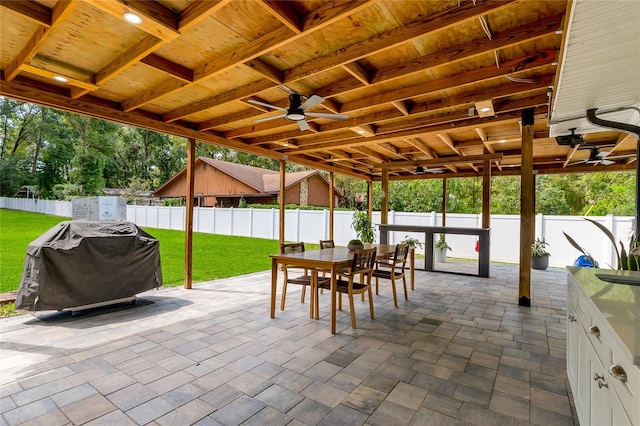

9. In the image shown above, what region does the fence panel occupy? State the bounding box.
[1,197,634,267]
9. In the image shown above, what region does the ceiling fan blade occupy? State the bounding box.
[300,95,324,110]
[306,112,348,120]
[254,113,286,123]
[297,120,311,131]
[596,150,610,158]
[600,159,615,166]
[247,99,287,111]
[568,160,588,166]
[606,154,636,160]
[425,168,443,173]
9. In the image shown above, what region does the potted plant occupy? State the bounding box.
[351,210,375,243]
[531,237,550,270]
[401,235,423,249]
[435,234,451,263]
[347,239,364,251]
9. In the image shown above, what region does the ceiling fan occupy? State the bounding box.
[247,94,348,131]
[569,146,636,166]
[415,165,444,174]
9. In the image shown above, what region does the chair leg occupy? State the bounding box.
[280,282,288,311]
[367,287,375,319]
[300,285,306,303]
[348,292,357,329]
[390,276,398,307]
[375,277,379,295]
[402,275,408,300]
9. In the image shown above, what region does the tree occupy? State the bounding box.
[64,113,118,196]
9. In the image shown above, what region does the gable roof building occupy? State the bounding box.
[153,157,343,208]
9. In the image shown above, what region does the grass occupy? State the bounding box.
[0,209,302,293]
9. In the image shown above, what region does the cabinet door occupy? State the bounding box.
[576,325,592,426]
[567,304,578,387]
[589,343,612,426]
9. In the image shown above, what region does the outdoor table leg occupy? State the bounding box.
[331,264,337,334]
[410,247,415,291]
[310,270,318,319]
[270,258,278,318]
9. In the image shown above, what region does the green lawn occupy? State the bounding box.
[0,209,297,293]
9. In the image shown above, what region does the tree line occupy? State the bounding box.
[0,98,635,216]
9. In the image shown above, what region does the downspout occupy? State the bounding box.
[586,108,640,235]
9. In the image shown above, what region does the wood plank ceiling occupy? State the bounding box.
[1,0,636,181]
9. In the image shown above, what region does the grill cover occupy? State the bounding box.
[16,221,162,311]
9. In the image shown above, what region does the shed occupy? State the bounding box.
[152,157,343,208]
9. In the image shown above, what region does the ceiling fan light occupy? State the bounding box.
[123,12,143,24]
[286,111,305,121]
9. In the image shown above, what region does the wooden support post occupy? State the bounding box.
[442,178,447,226]
[482,160,491,229]
[381,169,389,225]
[329,171,334,240]
[279,160,286,245]
[184,138,195,289]
[519,108,535,307]
[367,181,373,219]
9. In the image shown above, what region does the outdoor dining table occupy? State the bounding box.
[270,243,405,334]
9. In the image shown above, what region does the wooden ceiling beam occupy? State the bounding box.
[1,0,51,26]
[341,51,556,113]
[289,108,546,154]
[140,54,194,83]
[342,62,372,85]
[437,133,462,155]
[125,0,374,113]
[375,153,504,170]
[406,138,436,159]
[4,0,78,82]
[163,80,274,122]
[244,59,284,84]
[179,0,231,32]
[371,13,562,85]
[86,0,180,43]
[255,0,302,33]
[282,0,515,83]
[392,101,411,116]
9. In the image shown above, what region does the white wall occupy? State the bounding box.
[1,197,634,268]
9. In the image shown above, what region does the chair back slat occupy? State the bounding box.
[281,242,305,254]
[319,239,335,249]
[350,248,377,274]
[394,243,410,263]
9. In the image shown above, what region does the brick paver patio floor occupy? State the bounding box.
[1,264,576,425]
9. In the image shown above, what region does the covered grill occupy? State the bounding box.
[16,221,162,311]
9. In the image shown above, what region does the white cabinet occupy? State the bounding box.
[567,272,638,426]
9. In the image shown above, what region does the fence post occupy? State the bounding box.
[296,209,301,242]
[230,207,234,236]
[250,208,254,237]
[212,207,216,234]
[536,213,544,239]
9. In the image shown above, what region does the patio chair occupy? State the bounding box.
[319,239,335,249]
[279,242,329,314]
[316,247,377,329]
[372,243,409,307]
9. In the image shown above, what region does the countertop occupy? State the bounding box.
[568,267,640,365]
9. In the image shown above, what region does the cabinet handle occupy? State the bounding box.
[609,365,627,383]
[594,373,605,381]
[598,379,609,389]
[568,315,577,322]
[588,325,600,337]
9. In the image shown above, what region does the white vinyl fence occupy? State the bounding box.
[1,197,634,268]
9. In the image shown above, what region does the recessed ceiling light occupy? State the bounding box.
[123,12,142,24]
[53,75,68,83]
[498,139,507,143]
[357,130,365,134]
[480,107,491,113]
